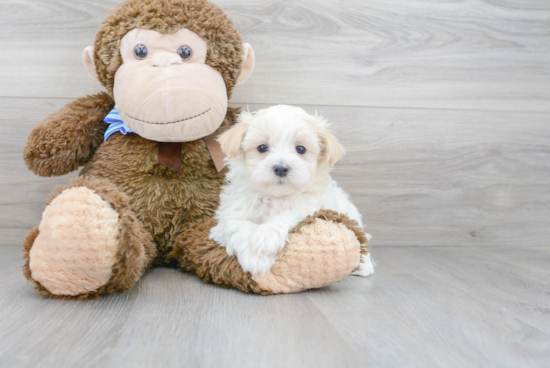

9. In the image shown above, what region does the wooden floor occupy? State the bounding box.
[0,0,549,367]
[0,245,549,368]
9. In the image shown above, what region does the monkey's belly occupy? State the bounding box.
[81,133,225,262]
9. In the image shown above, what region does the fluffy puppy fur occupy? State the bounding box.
[210,105,374,276]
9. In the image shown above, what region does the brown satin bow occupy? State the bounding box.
[157,129,226,173]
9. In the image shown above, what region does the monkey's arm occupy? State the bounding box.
[24,93,114,177]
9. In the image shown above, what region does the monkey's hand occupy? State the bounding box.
[24,92,114,177]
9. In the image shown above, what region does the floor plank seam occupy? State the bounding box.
[1,95,547,116]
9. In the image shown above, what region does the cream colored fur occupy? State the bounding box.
[29,187,120,296]
[114,29,227,142]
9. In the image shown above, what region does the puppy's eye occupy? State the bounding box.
[258,145,269,153]
[134,44,148,59]
[296,146,306,154]
[177,45,192,60]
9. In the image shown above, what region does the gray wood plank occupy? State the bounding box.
[0,97,78,245]
[1,245,548,368]
[94,272,359,368]
[3,97,548,247]
[306,246,550,368]
[0,0,548,111]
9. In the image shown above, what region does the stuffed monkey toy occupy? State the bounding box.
[22,0,369,299]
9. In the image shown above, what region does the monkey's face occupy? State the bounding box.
[84,27,254,143]
[115,29,226,142]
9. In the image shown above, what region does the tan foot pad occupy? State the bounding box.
[29,187,120,296]
[253,218,361,294]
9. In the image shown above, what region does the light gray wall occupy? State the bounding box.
[1,0,549,247]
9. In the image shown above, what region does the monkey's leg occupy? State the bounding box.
[23,177,156,300]
[168,218,265,293]
[168,210,368,294]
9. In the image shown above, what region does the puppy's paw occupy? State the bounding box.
[250,224,287,256]
[237,248,277,276]
[352,253,375,277]
[236,225,288,275]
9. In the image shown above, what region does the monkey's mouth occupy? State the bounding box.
[126,108,211,125]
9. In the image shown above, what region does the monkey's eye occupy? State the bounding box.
[258,145,269,153]
[296,146,306,154]
[134,44,148,60]
[177,45,192,60]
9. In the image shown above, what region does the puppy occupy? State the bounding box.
[210,105,374,276]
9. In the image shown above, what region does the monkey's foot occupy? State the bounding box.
[27,187,120,296]
[253,210,369,294]
[23,178,155,300]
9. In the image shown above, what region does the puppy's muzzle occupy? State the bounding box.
[273,165,289,178]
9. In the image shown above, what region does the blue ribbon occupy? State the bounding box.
[104,108,133,141]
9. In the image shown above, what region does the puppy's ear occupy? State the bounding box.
[319,126,346,168]
[306,113,346,168]
[217,112,252,158]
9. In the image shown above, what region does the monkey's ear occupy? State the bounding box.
[217,112,252,158]
[235,43,255,87]
[82,46,99,80]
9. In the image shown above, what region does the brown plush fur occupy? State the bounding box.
[22,0,367,299]
[168,217,268,294]
[23,0,248,299]
[81,109,237,263]
[94,0,244,98]
[23,93,114,177]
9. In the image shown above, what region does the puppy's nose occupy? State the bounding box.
[273,165,289,177]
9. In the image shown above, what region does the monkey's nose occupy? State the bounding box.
[151,53,183,67]
[273,165,289,177]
